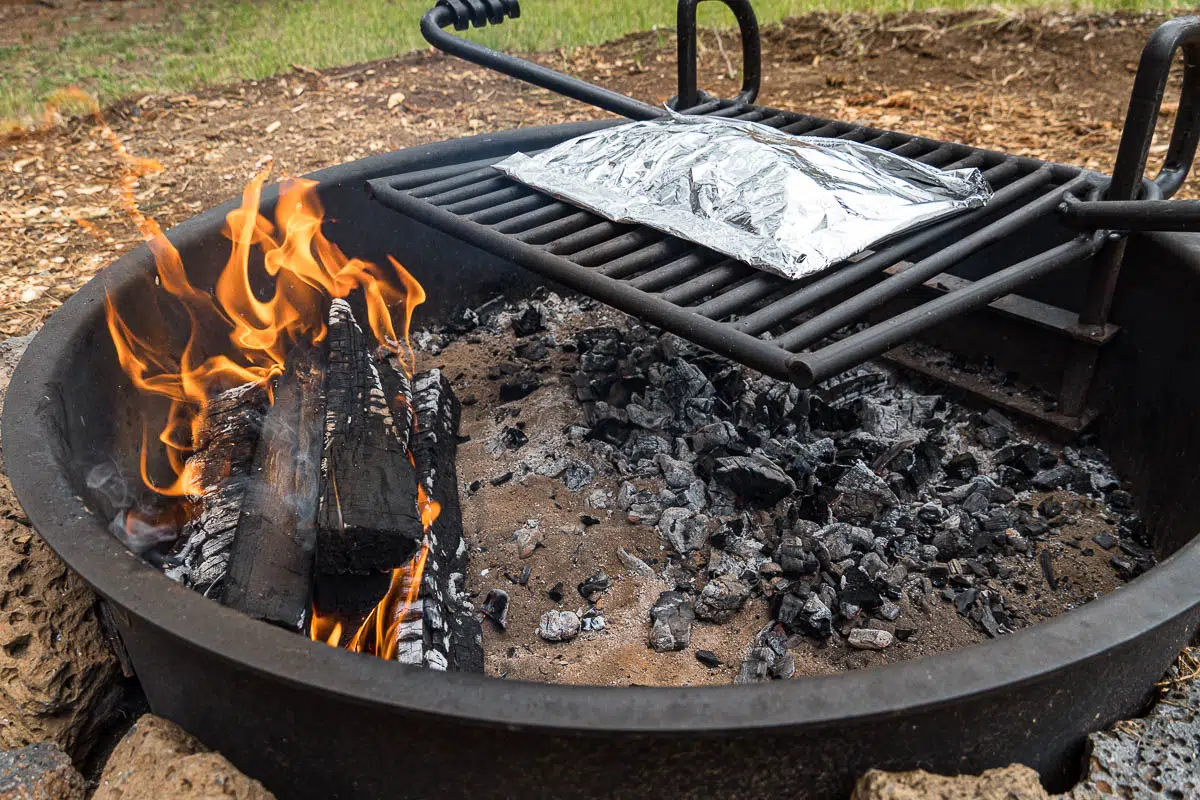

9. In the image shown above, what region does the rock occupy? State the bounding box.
[537,610,581,642]
[833,461,899,520]
[1069,666,1200,800]
[648,591,695,652]
[0,492,122,760]
[711,455,795,506]
[847,628,894,650]
[694,576,750,622]
[616,547,655,578]
[695,650,721,668]
[514,522,543,559]
[850,765,1049,800]
[0,742,85,800]
[92,715,275,800]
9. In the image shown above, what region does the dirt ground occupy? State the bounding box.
[0,9,1187,338]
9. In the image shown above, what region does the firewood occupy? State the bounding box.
[221,347,327,631]
[403,368,483,673]
[164,383,267,595]
[316,299,422,575]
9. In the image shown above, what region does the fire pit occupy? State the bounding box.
[4,2,1200,798]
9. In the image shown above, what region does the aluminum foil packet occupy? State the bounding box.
[494,113,992,280]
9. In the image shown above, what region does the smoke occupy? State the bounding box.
[87,460,185,556]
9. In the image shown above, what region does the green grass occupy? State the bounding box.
[0,0,1190,125]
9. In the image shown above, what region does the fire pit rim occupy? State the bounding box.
[4,124,1200,735]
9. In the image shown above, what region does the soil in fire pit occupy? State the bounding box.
[426,294,1152,687]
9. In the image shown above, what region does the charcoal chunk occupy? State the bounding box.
[538,610,581,642]
[695,650,721,668]
[648,591,695,652]
[578,571,611,601]
[712,455,796,506]
[832,461,899,520]
[694,576,751,622]
[847,628,893,650]
[481,589,509,631]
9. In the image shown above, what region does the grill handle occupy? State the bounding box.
[676,0,761,109]
[420,0,665,120]
[1059,197,1200,233]
[1110,16,1200,202]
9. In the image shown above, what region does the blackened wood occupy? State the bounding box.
[406,368,483,673]
[222,347,327,631]
[316,299,422,575]
[312,571,395,622]
[166,383,267,595]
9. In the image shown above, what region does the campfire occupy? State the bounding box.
[102,161,480,669]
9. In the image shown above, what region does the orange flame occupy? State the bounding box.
[89,87,436,661]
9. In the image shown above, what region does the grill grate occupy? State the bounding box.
[369,102,1109,388]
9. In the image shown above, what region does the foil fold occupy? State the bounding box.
[495,113,992,280]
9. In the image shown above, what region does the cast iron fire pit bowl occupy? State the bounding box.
[5,124,1200,800]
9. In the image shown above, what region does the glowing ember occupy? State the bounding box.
[88,87,437,660]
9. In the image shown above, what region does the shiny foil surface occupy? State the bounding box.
[495,113,992,280]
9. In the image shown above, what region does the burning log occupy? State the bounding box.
[403,369,483,672]
[221,347,327,631]
[164,383,267,595]
[316,299,423,575]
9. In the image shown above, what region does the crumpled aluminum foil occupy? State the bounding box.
[494,113,992,280]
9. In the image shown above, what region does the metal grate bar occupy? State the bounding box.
[628,251,722,291]
[596,240,695,279]
[441,185,529,216]
[792,235,1104,384]
[658,261,747,304]
[547,221,628,255]
[732,165,1053,335]
[492,202,574,234]
[514,211,593,243]
[466,193,550,225]
[774,172,1090,350]
[570,229,665,268]
[422,176,510,206]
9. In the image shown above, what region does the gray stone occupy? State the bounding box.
[648,591,695,652]
[847,628,894,650]
[537,610,581,642]
[694,576,751,622]
[1069,664,1200,799]
[0,742,85,800]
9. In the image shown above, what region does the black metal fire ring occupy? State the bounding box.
[4,125,1199,798]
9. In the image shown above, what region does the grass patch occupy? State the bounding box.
[0,0,1191,124]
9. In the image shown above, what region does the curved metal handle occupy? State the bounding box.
[676,0,761,109]
[1110,16,1200,201]
[420,0,663,121]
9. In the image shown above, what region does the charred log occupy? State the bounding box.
[316,299,422,575]
[222,347,327,631]
[165,383,267,595]
[402,369,483,673]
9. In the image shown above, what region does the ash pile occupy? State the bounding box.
[437,293,1154,683]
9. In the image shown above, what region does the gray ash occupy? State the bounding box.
[434,293,1153,683]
